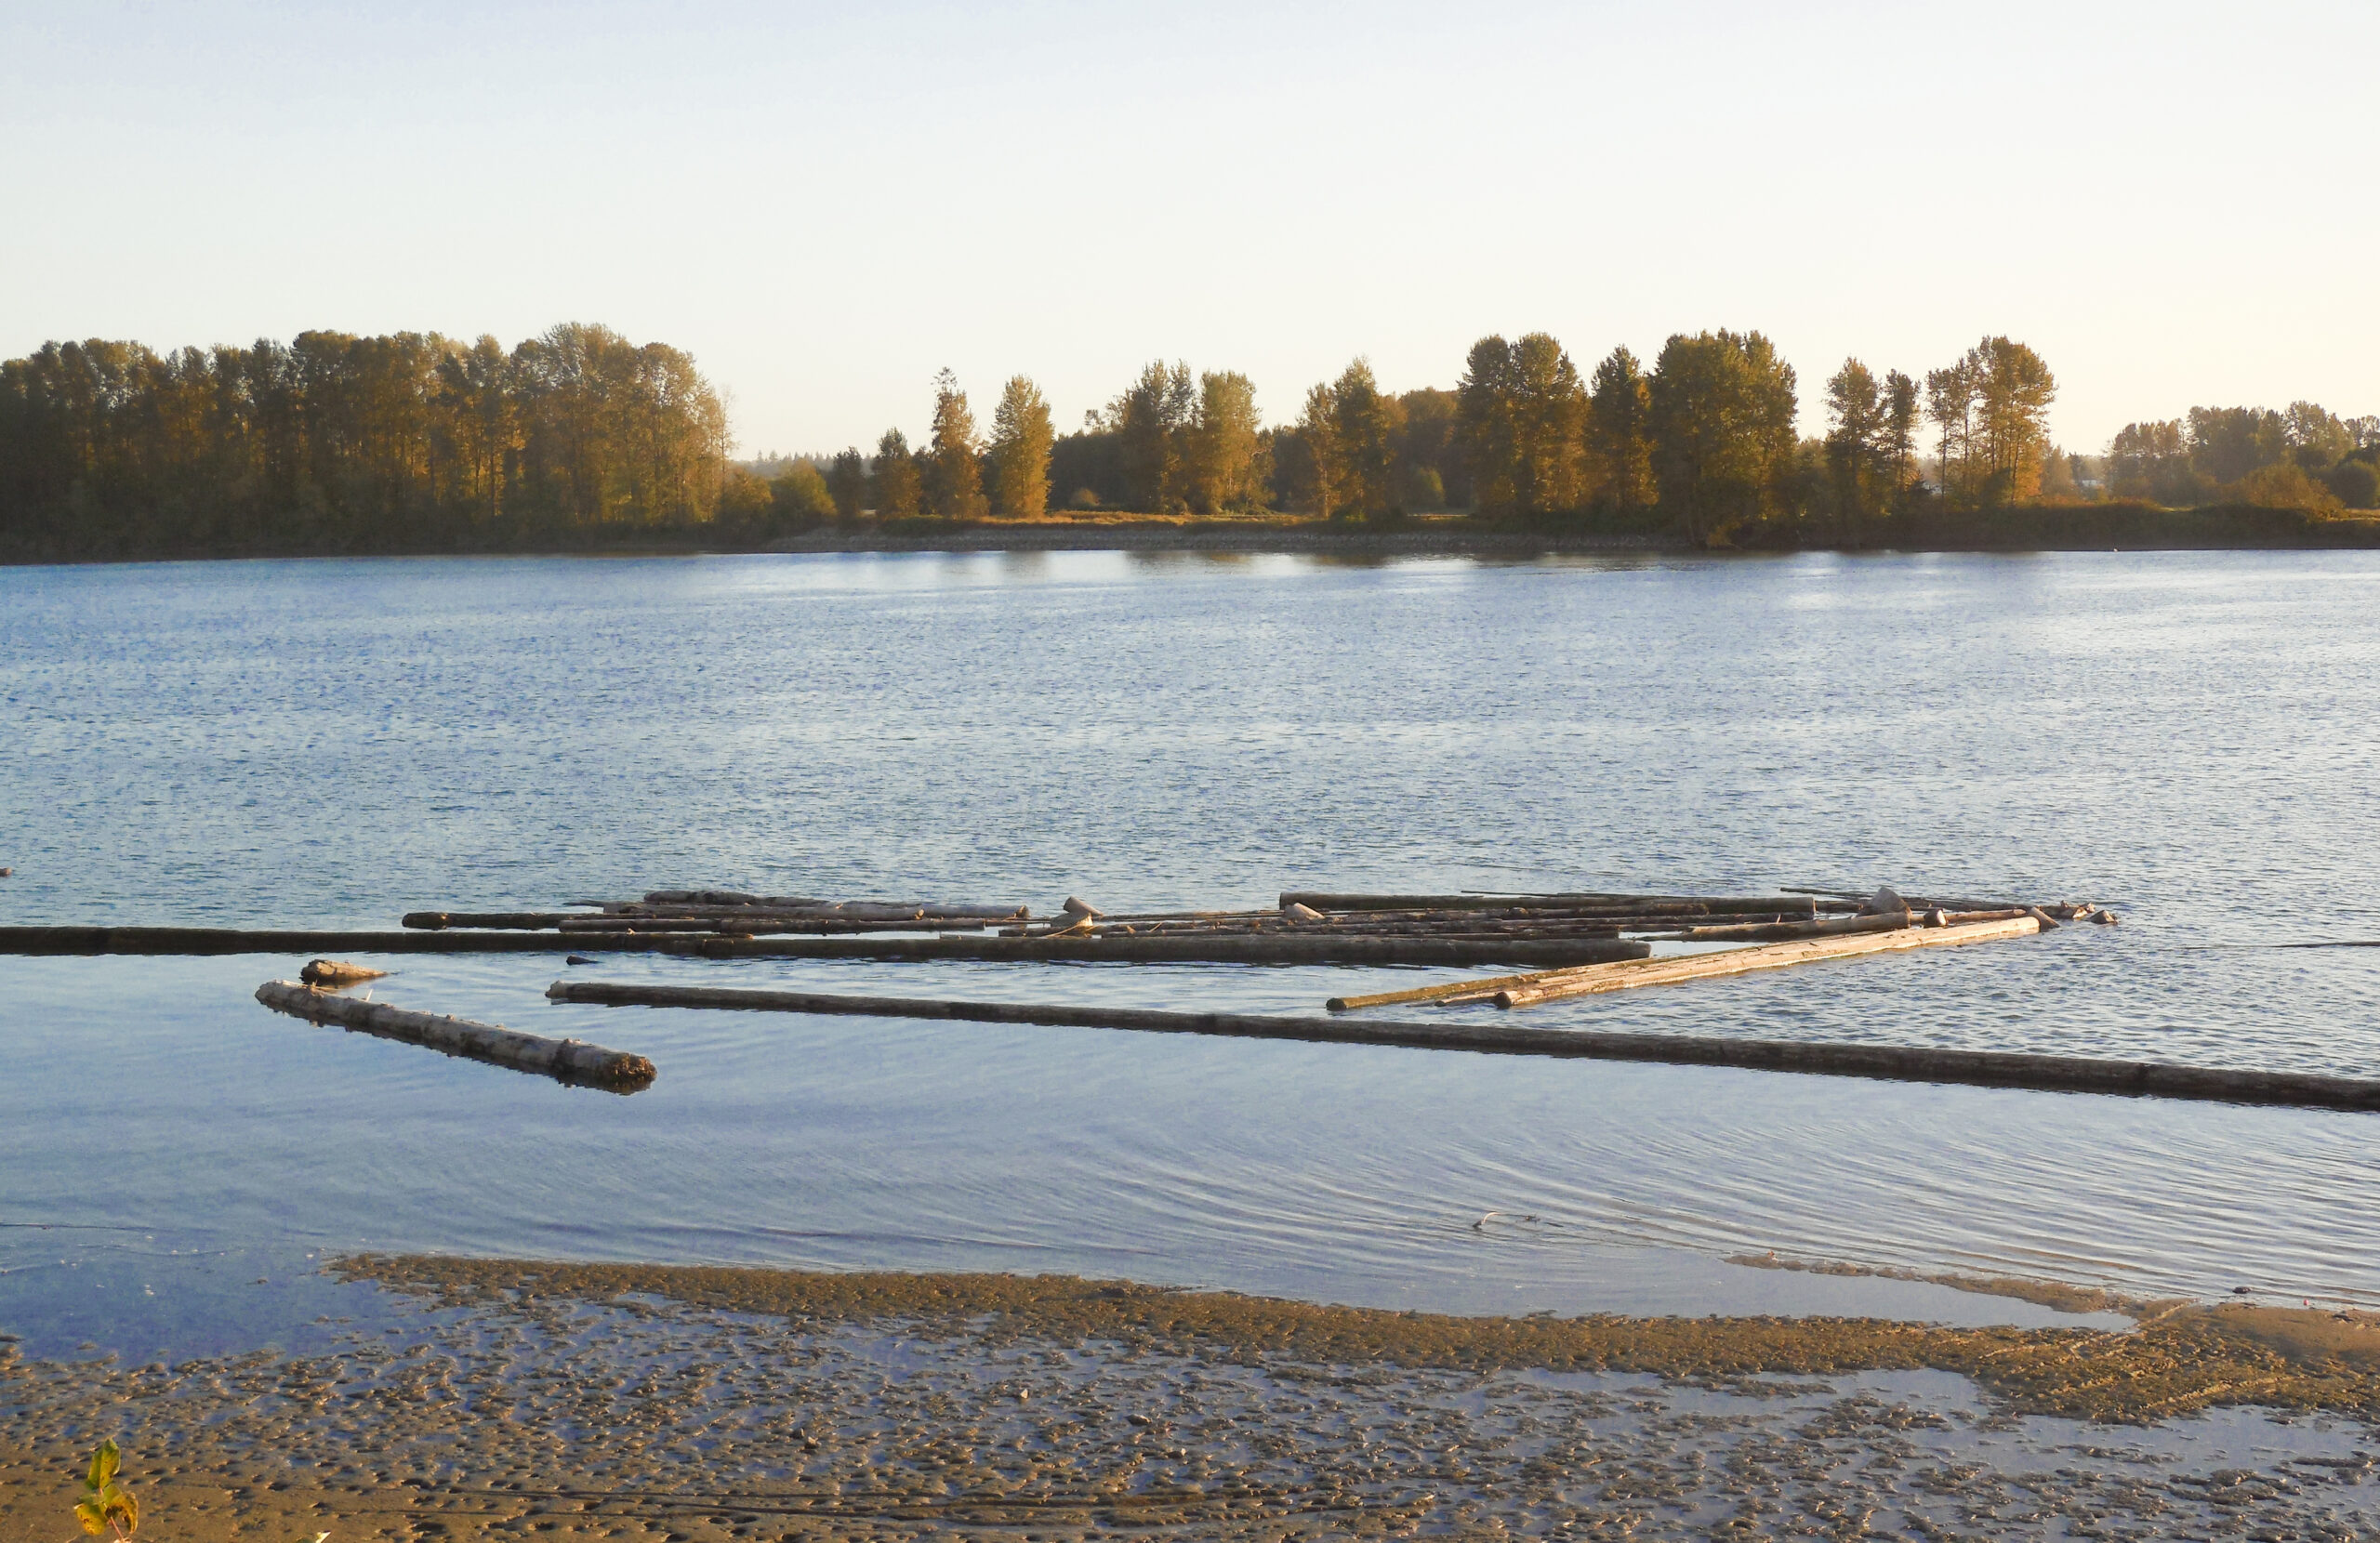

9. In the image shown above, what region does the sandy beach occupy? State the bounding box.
[7,1257,2380,1540]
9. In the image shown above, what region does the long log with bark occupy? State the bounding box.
[0,925,1645,967]
[256,980,655,1089]
[1474,917,2039,1009]
[661,933,1651,968]
[1675,913,1917,943]
[1279,892,1818,917]
[636,894,1026,920]
[0,927,614,956]
[542,980,2380,1112]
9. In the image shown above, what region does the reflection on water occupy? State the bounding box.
[3,550,2379,1325]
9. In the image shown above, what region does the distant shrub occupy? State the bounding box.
[2228,461,2343,514]
[2326,458,2379,510]
[1067,487,1103,510]
[771,461,836,520]
[715,466,775,522]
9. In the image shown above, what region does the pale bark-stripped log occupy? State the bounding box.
[1477,917,2040,1009]
[1679,913,1914,943]
[1326,969,1583,1012]
[1280,892,1817,917]
[255,980,655,1089]
[541,980,2380,1112]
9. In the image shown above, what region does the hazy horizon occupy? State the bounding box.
[6,1,2373,455]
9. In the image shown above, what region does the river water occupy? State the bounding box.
[4,549,2378,1353]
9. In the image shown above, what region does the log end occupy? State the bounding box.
[400,912,451,930]
[591,1053,658,1090]
[299,958,390,987]
[1324,996,1352,1012]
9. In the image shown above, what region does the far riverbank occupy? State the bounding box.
[8,502,2380,566]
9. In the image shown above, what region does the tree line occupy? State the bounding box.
[2105,403,2380,514]
[803,333,2374,544]
[8,321,2376,560]
[0,323,729,557]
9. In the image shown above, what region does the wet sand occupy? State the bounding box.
[7,1256,2380,1540]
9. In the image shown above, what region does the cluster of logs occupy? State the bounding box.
[399,886,2114,951]
[997,888,2112,946]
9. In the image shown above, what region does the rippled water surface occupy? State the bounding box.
[5,550,2379,1340]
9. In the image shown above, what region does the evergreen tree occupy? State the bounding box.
[1646,330,1798,545]
[1185,371,1264,513]
[870,428,920,517]
[1454,336,1520,514]
[1507,334,1585,513]
[1587,348,1655,512]
[1325,359,1399,519]
[985,375,1054,519]
[826,447,868,517]
[1824,358,1885,538]
[1111,361,1195,510]
[923,368,986,519]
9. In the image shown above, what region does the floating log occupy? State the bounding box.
[1478,917,2040,1009]
[1326,969,1582,1012]
[299,958,390,986]
[404,911,575,930]
[0,927,613,956]
[554,916,998,936]
[664,933,1650,968]
[0,925,1642,967]
[256,980,654,1089]
[543,980,2380,1112]
[1679,913,1914,943]
[1280,892,1817,917]
[636,893,1026,920]
[1788,886,2029,914]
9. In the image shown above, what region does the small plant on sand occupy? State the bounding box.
[73,1440,138,1539]
[71,1441,327,1543]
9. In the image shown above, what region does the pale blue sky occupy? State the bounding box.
[5,1,2373,454]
